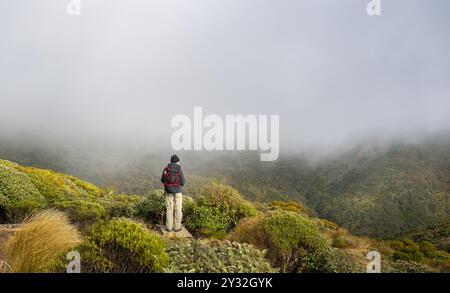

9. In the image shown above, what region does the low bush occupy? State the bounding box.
[64,199,108,228]
[165,239,274,273]
[331,235,353,249]
[389,239,425,263]
[1,210,80,272]
[135,189,166,224]
[386,238,450,272]
[0,164,46,221]
[229,210,331,272]
[419,241,437,258]
[98,194,142,218]
[185,183,258,233]
[19,167,69,204]
[0,159,148,228]
[186,204,231,234]
[316,219,339,232]
[269,200,309,214]
[324,249,364,273]
[55,218,168,273]
[136,189,195,225]
[383,259,429,273]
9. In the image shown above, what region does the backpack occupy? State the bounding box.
[162,164,181,187]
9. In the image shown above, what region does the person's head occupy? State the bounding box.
[170,154,180,164]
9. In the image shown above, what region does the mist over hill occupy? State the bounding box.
[1,131,448,240]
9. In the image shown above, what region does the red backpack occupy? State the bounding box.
[162,165,181,187]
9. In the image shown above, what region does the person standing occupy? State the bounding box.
[161,155,185,232]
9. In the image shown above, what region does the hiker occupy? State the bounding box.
[161,155,185,232]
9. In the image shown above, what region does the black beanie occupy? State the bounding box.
[170,155,180,163]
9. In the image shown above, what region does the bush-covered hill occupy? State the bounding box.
[186,138,450,239]
[118,140,450,239]
[0,159,141,225]
[0,135,449,240]
[0,159,449,273]
[308,140,450,238]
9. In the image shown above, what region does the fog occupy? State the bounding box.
[1,0,449,157]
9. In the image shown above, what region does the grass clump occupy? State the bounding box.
[1,210,80,272]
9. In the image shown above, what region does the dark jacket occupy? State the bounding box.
[161,163,185,194]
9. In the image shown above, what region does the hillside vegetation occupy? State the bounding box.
[1,137,449,241]
[0,159,448,273]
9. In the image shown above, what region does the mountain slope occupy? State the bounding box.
[0,158,448,272]
[0,135,448,239]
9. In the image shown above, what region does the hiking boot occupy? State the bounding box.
[173,228,181,232]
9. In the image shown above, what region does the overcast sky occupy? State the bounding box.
[0,0,449,153]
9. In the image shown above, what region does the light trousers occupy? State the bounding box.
[165,192,182,231]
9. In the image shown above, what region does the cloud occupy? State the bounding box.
[0,0,449,153]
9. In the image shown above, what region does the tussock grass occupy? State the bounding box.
[1,210,80,272]
[0,261,11,272]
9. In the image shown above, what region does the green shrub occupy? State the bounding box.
[389,240,450,272]
[165,239,274,273]
[57,218,168,273]
[390,239,425,263]
[0,164,46,221]
[98,194,142,218]
[270,200,308,214]
[315,219,340,233]
[20,168,68,204]
[229,210,332,272]
[419,241,437,258]
[0,160,149,228]
[332,235,353,249]
[186,204,231,233]
[64,175,102,198]
[182,195,195,219]
[383,260,429,273]
[186,183,258,233]
[433,257,450,273]
[64,199,108,227]
[324,249,364,273]
[0,159,120,223]
[136,189,166,224]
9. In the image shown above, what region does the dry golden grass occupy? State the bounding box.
[0,261,12,272]
[1,210,81,273]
